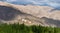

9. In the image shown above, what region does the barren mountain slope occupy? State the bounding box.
[0,2,60,27]
[9,3,60,20]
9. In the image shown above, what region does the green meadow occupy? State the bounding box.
[0,23,60,33]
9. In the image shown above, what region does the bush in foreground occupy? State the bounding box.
[0,23,60,33]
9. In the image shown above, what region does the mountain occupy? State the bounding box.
[0,2,60,27]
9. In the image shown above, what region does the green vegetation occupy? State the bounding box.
[0,23,60,33]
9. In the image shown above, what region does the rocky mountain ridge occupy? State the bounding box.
[0,2,60,27]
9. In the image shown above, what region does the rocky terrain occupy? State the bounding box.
[0,2,60,27]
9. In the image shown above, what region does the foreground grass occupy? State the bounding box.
[0,23,60,33]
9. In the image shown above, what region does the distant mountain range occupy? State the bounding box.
[0,2,60,27]
[0,0,60,10]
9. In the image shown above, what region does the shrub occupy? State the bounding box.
[0,23,59,33]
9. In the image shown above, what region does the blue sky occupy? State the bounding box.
[0,0,60,9]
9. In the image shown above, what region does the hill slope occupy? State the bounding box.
[0,2,60,27]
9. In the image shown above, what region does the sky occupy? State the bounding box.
[0,0,60,9]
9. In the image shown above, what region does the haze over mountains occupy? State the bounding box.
[0,2,60,27]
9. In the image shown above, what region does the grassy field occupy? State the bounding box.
[0,23,60,33]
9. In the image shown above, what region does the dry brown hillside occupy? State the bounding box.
[0,2,60,27]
